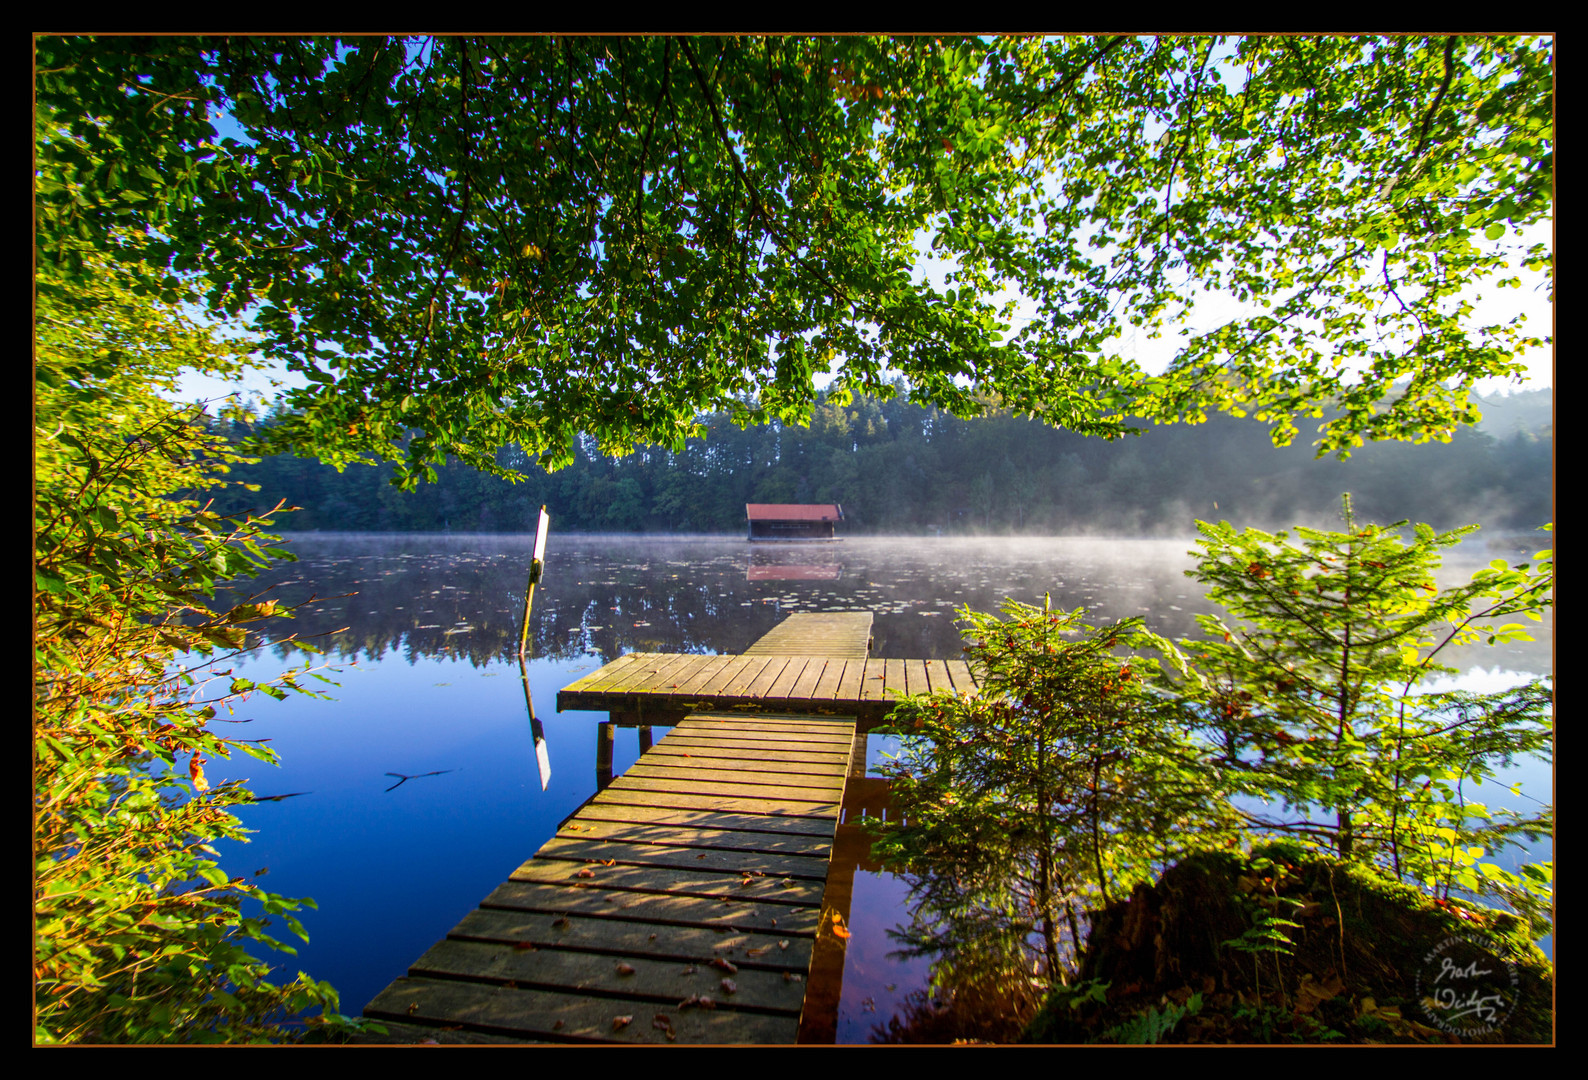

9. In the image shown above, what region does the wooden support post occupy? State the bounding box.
[595,721,615,790]
[637,725,653,754]
[847,729,868,779]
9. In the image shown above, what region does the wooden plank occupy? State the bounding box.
[859,659,891,704]
[945,659,979,698]
[666,725,851,745]
[568,803,838,839]
[366,976,801,1044]
[659,732,852,754]
[722,656,782,698]
[447,908,813,972]
[674,714,853,732]
[633,752,847,778]
[885,658,907,702]
[510,858,827,905]
[553,818,832,858]
[628,763,846,790]
[691,655,759,696]
[834,659,865,702]
[811,658,847,701]
[480,880,822,936]
[409,938,808,1014]
[560,652,645,695]
[905,659,928,698]
[602,652,702,694]
[602,774,844,807]
[641,735,853,761]
[762,656,812,700]
[682,709,854,727]
[662,655,739,697]
[615,774,845,803]
[747,656,801,700]
[590,787,842,821]
[789,658,830,701]
[673,716,856,738]
[534,837,833,880]
[642,746,849,771]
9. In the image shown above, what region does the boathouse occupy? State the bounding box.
[745,503,843,542]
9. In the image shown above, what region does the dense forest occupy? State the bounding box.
[207,386,1552,538]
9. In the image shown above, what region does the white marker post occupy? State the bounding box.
[517,505,552,789]
[517,505,550,661]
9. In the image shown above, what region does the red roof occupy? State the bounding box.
[745,503,843,521]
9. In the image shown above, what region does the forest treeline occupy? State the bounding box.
[207,386,1552,537]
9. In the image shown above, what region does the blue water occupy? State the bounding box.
[196,532,1551,1038]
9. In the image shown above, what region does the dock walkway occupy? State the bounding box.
[364,612,918,1044]
[742,611,872,659]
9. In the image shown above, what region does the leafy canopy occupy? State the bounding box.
[34,35,1551,484]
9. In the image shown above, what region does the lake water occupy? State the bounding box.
[203,532,1552,1041]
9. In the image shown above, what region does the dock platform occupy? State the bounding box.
[558,652,977,733]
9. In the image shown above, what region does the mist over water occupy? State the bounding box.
[204,532,1551,1039]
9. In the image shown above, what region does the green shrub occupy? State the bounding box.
[33,232,368,1042]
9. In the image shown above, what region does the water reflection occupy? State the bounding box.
[206,533,1549,1041]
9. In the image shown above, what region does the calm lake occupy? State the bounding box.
[204,532,1553,1041]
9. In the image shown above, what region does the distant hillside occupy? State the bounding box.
[207,386,1555,538]
[1475,388,1553,440]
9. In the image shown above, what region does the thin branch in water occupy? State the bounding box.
[384,769,455,792]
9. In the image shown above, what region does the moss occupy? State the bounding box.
[1023,850,1553,1045]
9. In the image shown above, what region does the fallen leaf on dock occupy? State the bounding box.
[576,868,595,878]
[615,962,636,976]
[612,1015,633,1031]
[710,958,738,973]
[720,978,737,995]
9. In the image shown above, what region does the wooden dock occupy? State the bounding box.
[362,612,960,1044]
